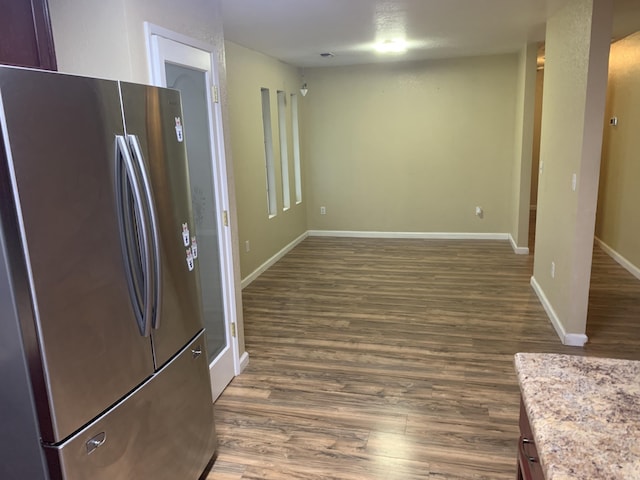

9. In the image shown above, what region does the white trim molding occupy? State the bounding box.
[144,23,217,82]
[307,230,510,240]
[241,231,308,289]
[239,352,250,373]
[530,276,588,347]
[509,234,529,255]
[563,333,589,347]
[595,237,640,281]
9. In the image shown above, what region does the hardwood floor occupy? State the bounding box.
[586,244,640,358]
[208,237,640,479]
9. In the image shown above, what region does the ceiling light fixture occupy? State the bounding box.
[300,83,308,97]
[375,39,408,54]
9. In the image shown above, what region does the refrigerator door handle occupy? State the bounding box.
[127,134,162,331]
[116,135,153,337]
[115,137,144,324]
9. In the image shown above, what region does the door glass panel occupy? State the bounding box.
[165,63,226,360]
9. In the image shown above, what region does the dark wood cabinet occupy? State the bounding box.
[516,398,545,480]
[0,0,57,70]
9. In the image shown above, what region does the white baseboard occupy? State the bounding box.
[509,234,529,255]
[530,275,588,347]
[307,230,510,240]
[563,333,589,347]
[241,231,308,289]
[594,237,640,281]
[239,351,249,373]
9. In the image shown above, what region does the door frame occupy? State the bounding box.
[143,23,242,391]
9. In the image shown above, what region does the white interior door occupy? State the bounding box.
[146,28,238,401]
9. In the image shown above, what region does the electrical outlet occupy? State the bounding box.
[551,261,556,278]
[475,206,483,218]
[320,206,326,215]
[245,240,250,252]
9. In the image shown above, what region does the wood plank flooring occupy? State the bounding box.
[586,244,640,358]
[208,237,640,479]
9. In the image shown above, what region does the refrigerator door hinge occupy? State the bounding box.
[211,85,219,104]
[231,322,237,338]
[223,210,229,227]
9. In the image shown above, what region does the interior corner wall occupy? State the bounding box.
[511,44,538,248]
[224,41,307,280]
[532,0,612,343]
[595,30,640,271]
[304,55,518,234]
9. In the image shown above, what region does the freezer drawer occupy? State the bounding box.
[45,330,216,480]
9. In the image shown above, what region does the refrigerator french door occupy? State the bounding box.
[0,66,216,479]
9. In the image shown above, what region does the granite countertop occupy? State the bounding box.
[514,353,640,480]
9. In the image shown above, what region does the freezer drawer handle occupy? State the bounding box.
[86,432,107,454]
[191,347,202,359]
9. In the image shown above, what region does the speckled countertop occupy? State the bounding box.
[514,353,640,480]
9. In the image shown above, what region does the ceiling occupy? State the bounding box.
[220,0,640,68]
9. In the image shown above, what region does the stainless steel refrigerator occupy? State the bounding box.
[0,65,217,479]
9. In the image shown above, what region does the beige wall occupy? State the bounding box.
[224,42,307,279]
[48,0,246,355]
[304,55,519,233]
[49,0,223,84]
[510,44,538,248]
[532,0,612,343]
[530,69,544,208]
[596,31,640,270]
